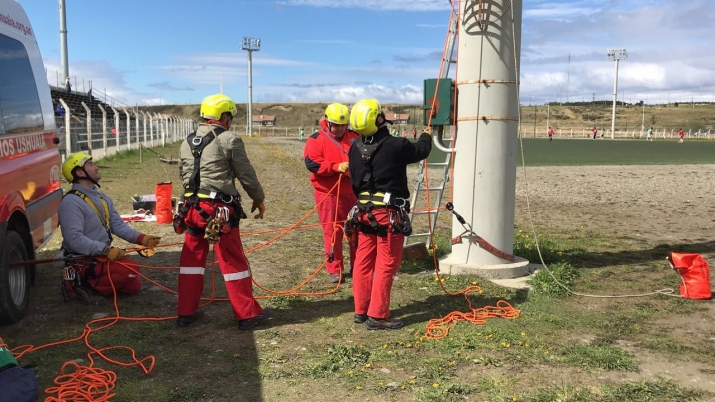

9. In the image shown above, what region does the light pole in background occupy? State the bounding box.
[607,48,627,139]
[241,37,261,137]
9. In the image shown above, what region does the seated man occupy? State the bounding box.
[58,152,161,302]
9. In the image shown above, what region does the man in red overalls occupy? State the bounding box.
[176,94,270,330]
[304,103,359,283]
[58,153,161,301]
[347,99,433,330]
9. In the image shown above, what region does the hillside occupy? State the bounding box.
[142,101,715,133]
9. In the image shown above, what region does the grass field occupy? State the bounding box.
[3,137,715,402]
[425,138,715,166]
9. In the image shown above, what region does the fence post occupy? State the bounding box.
[59,99,71,155]
[97,104,107,157]
[111,106,120,152]
[81,102,92,154]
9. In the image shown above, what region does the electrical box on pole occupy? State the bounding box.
[423,78,455,126]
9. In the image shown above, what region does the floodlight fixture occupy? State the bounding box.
[242,37,261,137]
[607,48,627,139]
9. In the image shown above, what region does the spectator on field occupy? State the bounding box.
[592,127,597,140]
[547,126,554,141]
[678,128,684,143]
[646,127,654,141]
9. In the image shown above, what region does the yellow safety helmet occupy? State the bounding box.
[62,152,92,182]
[349,99,383,137]
[200,94,237,120]
[324,103,349,125]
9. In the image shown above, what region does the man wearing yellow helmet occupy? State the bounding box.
[303,103,360,283]
[346,99,433,330]
[176,94,271,330]
[58,152,161,301]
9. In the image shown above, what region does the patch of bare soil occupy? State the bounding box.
[515,164,715,395]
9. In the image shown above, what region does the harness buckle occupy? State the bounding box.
[393,197,408,208]
[191,136,204,147]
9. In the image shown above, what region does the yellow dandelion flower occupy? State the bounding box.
[348,370,354,377]
[401,385,406,390]
[520,332,526,337]
[472,281,478,285]
[432,383,440,388]
[525,343,529,348]
[379,381,384,386]
[410,380,416,384]
[365,363,371,368]
[383,344,388,349]
[513,397,518,401]
[545,351,549,355]
[356,386,362,390]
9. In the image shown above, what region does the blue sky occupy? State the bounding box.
[18,0,715,106]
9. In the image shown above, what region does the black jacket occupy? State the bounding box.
[348,126,432,199]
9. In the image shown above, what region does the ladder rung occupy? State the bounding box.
[407,232,432,238]
[417,186,444,191]
[427,162,450,167]
[412,210,439,215]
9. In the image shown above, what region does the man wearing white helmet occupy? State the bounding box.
[346,99,432,330]
[304,103,360,283]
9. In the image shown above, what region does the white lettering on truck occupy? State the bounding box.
[0,134,46,157]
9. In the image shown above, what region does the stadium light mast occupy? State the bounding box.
[241,37,260,137]
[59,0,69,83]
[607,48,627,139]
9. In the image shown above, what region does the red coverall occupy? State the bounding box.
[352,209,404,319]
[304,119,359,275]
[80,258,141,295]
[178,201,263,319]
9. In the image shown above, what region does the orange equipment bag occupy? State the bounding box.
[155,182,173,224]
[668,252,712,300]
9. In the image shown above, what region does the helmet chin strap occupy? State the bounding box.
[78,167,101,188]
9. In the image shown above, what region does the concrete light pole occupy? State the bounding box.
[439,0,529,278]
[59,0,69,83]
[607,48,627,139]
[241,37,261,137]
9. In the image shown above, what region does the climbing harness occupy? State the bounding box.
[174,126,247,239]
[65,189,112,242]
[446,202,515,262]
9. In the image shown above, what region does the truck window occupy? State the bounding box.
[0,32,43,135]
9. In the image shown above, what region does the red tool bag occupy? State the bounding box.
[668,252,712,299]
[154,182,173,225]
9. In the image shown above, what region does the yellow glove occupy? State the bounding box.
[106,247,126,262]
[335,162,349,173]
[140,235,161,247]
[251,201,265,219]
[423,126,433,135]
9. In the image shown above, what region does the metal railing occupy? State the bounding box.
[55,98,196,161]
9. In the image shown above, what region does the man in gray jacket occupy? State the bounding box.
[59,152,161,300]
[176,93,271,330]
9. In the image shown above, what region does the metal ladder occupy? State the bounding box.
[405,9,457,249]
[406,136,453,249]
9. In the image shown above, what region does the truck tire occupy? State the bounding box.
[0,231,30,324]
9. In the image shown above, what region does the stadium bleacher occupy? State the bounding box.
[50,86,126,120]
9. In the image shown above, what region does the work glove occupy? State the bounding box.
[106,247,126,262]
[335,162,349,173]
[140,235,161,247]
[423,126,433,135]
[251,201,265,219]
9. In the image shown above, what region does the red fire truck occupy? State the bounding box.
[0,0,62,323]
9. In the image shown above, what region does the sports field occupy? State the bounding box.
[427,138,715,166]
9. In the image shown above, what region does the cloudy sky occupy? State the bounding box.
[18,0,715,106]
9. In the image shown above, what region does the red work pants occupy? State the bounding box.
[313,189,357,275]
[81,257,141,296]
[178,201,263,320]
[352,208,404,319]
